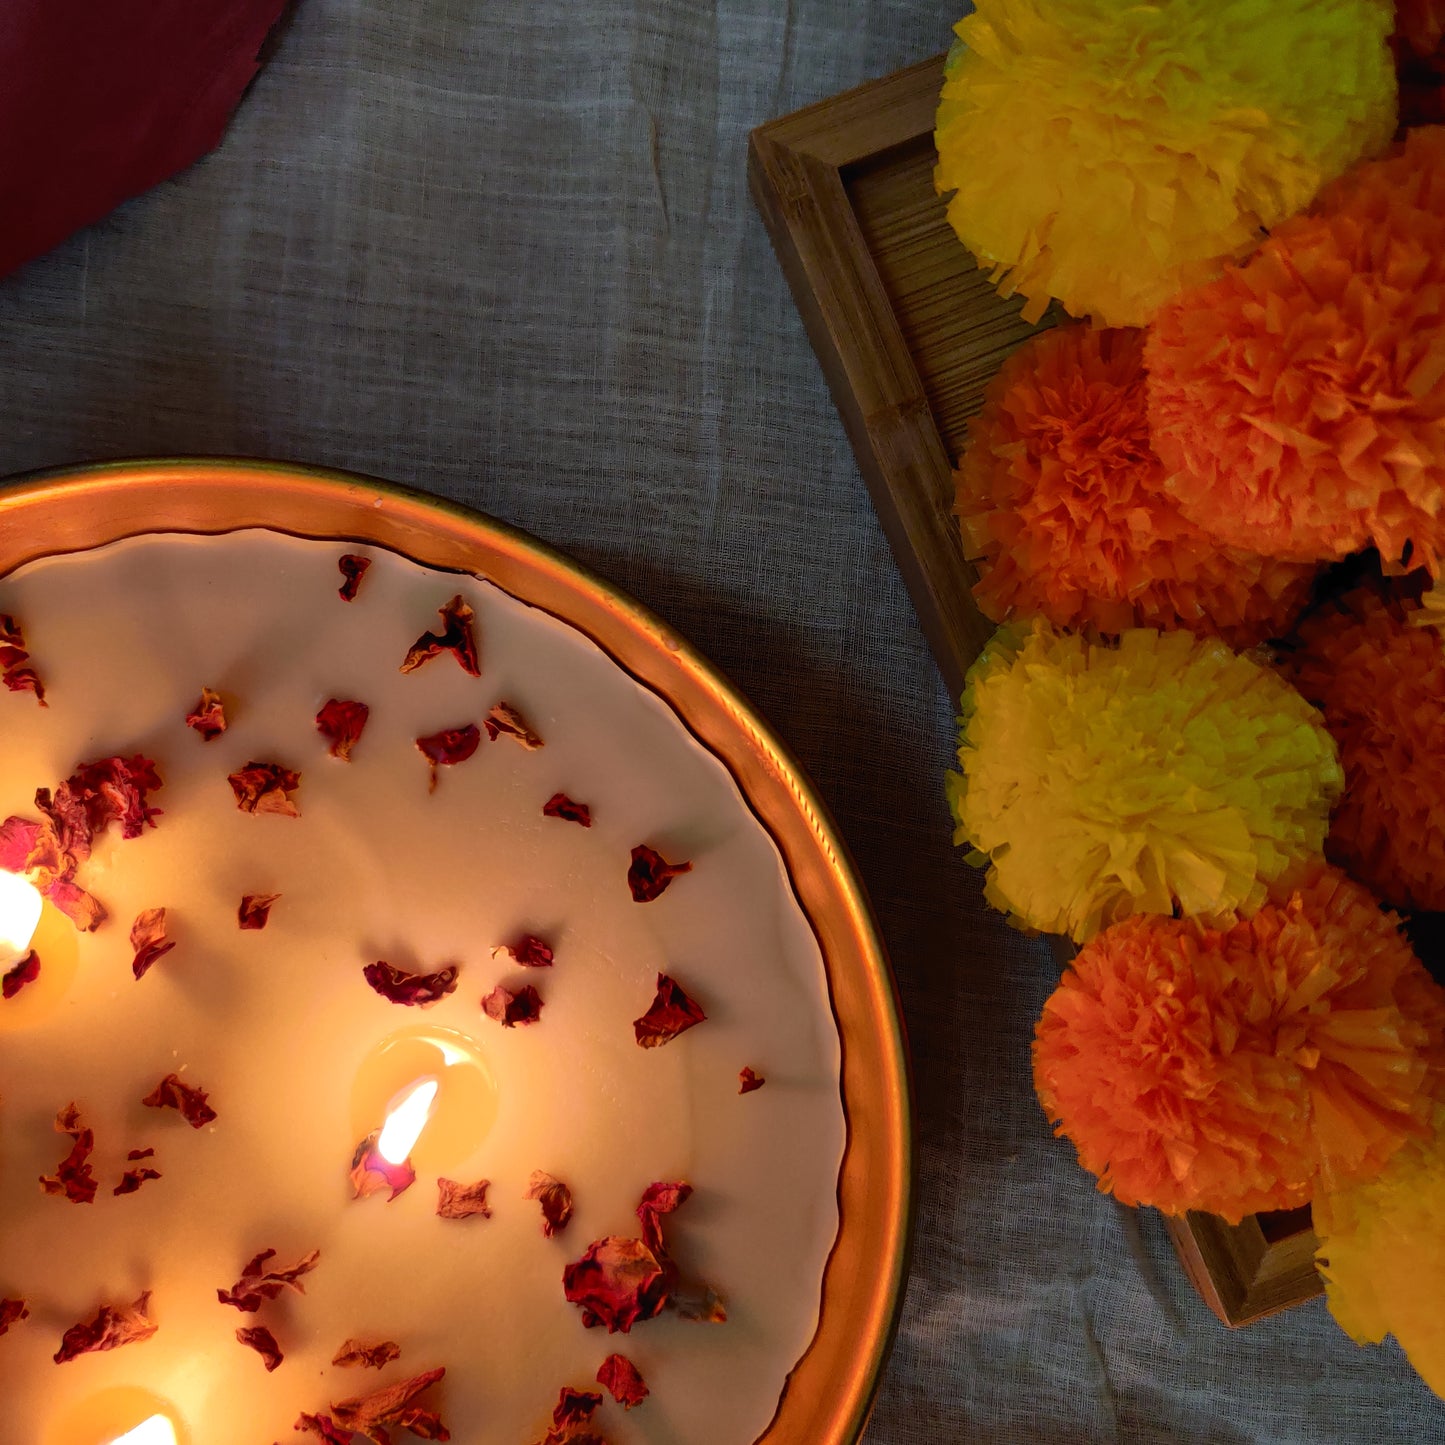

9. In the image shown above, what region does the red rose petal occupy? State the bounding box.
[38,1102,97,1204]
[670,1281,728,1323]
[627,844,691,902]
[62,754,164,841]
[436,1178,492,1220]
[333,1338,403,1369]
[483,700,543,749]
[2,949,40,1000]
[45,876,106,932]
[416,723,482,792]
[543,793,592,827]
[525,1171,574,1237]
[113,1159,162,1196]
[142,1073,217,1128]
[554,1387,603,1427]
[227,760,301,818]
[493,933,554,968]
[636,1180,693,1256]
[328,1365,449,1440]
[633,974,706,1048]
[237,1323,283,1372]
[350,1137,417,1202]
[0,1297,28,1336]
[0,614,46,707]
[130,906,175,980]
[238,892,281,930]
[596,1353,649,1409]
[4,666,47,705]
[562,1237,669,1334]
[295,1413,353,1444]
[53,1291,156,1364]
[401,594,480,677]
[185,687,227,741]
[316,699,371,762]
[338,555,372,602]
[739,1067,765,1094]
[217,1247,321,1312]
[363,960,459,1007]
[482,982,543,1027]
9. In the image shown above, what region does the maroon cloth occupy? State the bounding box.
[0,1,292,279]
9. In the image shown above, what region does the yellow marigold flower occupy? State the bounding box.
[947,623,1343,941]
[934,0,1398,326]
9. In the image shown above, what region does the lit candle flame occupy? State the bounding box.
[376,1077,439,1166]
[0,870,42,970]
[110,1416,177,1445]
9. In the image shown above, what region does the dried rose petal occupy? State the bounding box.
[338,554,373,602]
[237,1323,283,1372]
[333,1338,403,1369]
[436,1178,492,1220]
[142,1073,217,1128]
[633,974,706,1049]
[217,1247,321,1312]
[329,1365,449,1442]
[2,949,40,999]
[542,792,592,827]
[238,892,281,930]
[39,1102,97,1204]
[295,1413,353,1444]
[350,1136,417,1202]
[5,666,46,704]
[416,723,481,791]
[53,1291,156,1363]
[0,614,46,707]
[228,760,301,818]
[483,700,543,749]
[45,876,106,932]
[562,1237,669,1334]
[627,844,691,903]
[401,594,480,677]
[596,1353,648,1409]
[316,699,371,762]
[113,1156,162,1195]
[130,907,175,980]
[493,933,554,969]
[525,1171,574,1237]
[482,982,543,1027]
[363,960,459,1007]
[554,1388,603,1427]
[671,1282,728,1323]
[636,1181,692,1256]
[55,754,163,842]
[738,1067,765,1095]
[0,1297,28,1336]
[185,687,227,741]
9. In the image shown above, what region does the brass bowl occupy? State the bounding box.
[0,457,913,1445]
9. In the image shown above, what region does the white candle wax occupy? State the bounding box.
[0,531,844,1444]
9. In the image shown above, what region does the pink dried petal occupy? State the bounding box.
[633,974,706,1048]
[542,793,592,827]
[142,1073,217,1128]
[217,1246,321,1312]
[436,1178,492,1220]
[38,1102,97,1204]
[316,699,371,762]
[329,1365,449,1440]
[53,1291,156,1363]
[228,761,301,817]
[0,1297,28,1336]
[45,876,106,932]
[483,701,543,748]
[237,1324,284,1371]
[113,1158,162,1196]
[185,687,227,741]
[482,982,543,1027]
[295,1413,353,1444]
[416,723,482,791]
[238,892,281,930]
[636,1181,692,1256]
[363,960,459,1007]
[492,933,554,968]
[596,1353,648,1409]
[338,554,373,602]
[738,1067,765,1094]
[401,594,480,676]
[333,1339,402,1369]
[525,1171,574,1237]
[130,907,175,980]
[562,1237,669,1334]
[627,844,691,902]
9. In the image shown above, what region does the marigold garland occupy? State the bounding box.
[933,0,1398,326]
[1034,867,1445,1221]
[947,622,1343,941]
[1279,587,1445,910]
[1147,126,1445,572]
[1315,1106,1445,1400]
[956,324,1315,643]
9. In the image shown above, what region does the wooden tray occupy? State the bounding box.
[748,54,1322,1328]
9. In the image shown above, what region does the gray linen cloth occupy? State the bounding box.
[0,1,1440,1440]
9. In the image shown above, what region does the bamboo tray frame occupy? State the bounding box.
[748,54,1321,1328]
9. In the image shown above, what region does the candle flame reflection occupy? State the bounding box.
[0,870,42,970]
[110,1417,177,1445]
[376,1077,439,1166]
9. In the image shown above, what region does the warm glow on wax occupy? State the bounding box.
[376,1077,439,1165]
[109,1417,177,1445]
[0,869,43,969]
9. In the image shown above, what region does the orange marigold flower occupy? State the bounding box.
[956,324,1315,643]
[1034,866,1444,1222]
[1279,587,1445,910]
[1147,127,1445,572]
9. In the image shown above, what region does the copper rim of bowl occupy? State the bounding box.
[0,456,915,1444]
